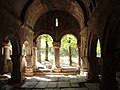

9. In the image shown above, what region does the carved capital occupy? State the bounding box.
[53,42,61,48]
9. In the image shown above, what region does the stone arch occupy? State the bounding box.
[58,30,80,43]
[0,30,21,83]
[102,8,120,56]
[23,0,85,29]
[34,31,54,42]
[101,8,120,90]
[60,34,78,67]
[88,34,98,59]
[87,32,100,82]
[33,33,54,69]
[33,10,81,44]
[20,33,33,75]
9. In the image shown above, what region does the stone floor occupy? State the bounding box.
[3,73,120,90]
[0,74,100,90]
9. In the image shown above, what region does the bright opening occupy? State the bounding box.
[55,18,59,27]
[36,34,54,69]
[60,34,78,68]
[96,39,101,58]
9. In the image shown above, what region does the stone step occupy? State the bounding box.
[34,72,79,75]
[34,68,80,75]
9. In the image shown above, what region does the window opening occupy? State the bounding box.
[96,39,101,57]
[55,18,59,27]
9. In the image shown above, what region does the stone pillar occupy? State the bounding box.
[2,41,11,73]
[25,55,32,67]
[24,55,33,76]
[77,42,81,68]
[23,45,34,77]
[32,45,37,68]
[37,47,41,63]
[101,56,118,90]
[45,40,49,61]
[69,46,72,66]
[20,55,25,81]
[36,36,41,63]
[87,57,99,82]
[10,54,22,83]
[52,42,61,72]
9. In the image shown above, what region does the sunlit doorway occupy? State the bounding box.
[36,34,54,69]
[60,34,78,68]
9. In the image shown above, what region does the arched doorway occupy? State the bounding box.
[0,34,21,83]
[60,34,78,68]
[22,41,31,66]
[36,34,53,69]
[87,34,100,82]
[0,39,12,79]
[101,9,120,90]
[21,41,30,72]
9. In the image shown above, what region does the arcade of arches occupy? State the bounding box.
[0,0,120,90]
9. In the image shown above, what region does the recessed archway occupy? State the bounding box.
[21,41,29,71]
[101,10,120,89]
[1,39,13,80]
[36,34,54,69]
[60,34,78,68]
[87,33,100,82]
[0,33,21,83]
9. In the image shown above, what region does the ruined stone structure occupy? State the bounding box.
[0,0,120,90]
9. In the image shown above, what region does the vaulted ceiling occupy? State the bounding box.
[0,0,93,30]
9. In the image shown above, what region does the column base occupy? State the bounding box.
[52,67,62,73]
[24,67,34,76]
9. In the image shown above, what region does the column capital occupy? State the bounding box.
[2,42,11,48]
[53,42,61,48]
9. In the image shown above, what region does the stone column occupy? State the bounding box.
[37,47,41,63]
[10,53,22,83]
[24,55,33,76]
[25,55,32,67]
[36,36,41,63]
[69,46,72,66]
[32,42,37,68]
[87,38,99,82]
[52,42,61,72]
[2,41,11,73]
[23,45,34,76]
[45,40,49,61]
[20,55,25,81]
[87,57,99,82]
[77,42,81,68]
[101,56,118,90]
